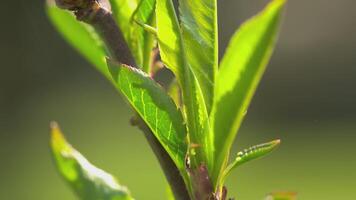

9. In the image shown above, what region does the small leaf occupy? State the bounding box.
[50,122,134,200]
[131,0,156,72]
[265,192,297,200]
[210,0,286,185]
[107,60,187,172]
[222,140,281,180]
[156,0,213,170]
[179,0,218,113]
[46,5,109,78]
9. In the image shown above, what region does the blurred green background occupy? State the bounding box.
[1,0,356,199]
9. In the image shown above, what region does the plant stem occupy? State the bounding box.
[54,0,191,199]
[131,116,191,200]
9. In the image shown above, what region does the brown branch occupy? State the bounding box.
[54,0,191,199]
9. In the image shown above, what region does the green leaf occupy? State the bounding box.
[109,0,156,70]
[46,5,109,78]
[179,0,218,113]
[50,122,134,200]
[155,0,185,79]
[107,60,187,172]
[265,192,297,200]
[132,0,156,72]
[222,140,280,181]
[210,0,286,185]
[156,0,213,169]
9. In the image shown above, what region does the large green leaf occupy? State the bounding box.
[210,0,286,185]
[107,60,187,171]
[46,5,110,78]
[50,122,134,200]
[179,0,218,113]
[109,0,156,69]
[156,0,213,170]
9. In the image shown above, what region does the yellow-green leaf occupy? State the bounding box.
[50,122,134,200]
[222,140,280,181]
[179,0,218,113]
[210,0,286,185]
[156,0,213,170]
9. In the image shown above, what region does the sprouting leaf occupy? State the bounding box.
[132,0,156,72]
[107,60,187,172]
[156,0,213,170]
[50,122,134,200]
[222,140,280,181]
[210,0,286,185]
[46,5,110,78]
[265,192,297,200]
[179,0,218,113]
[109,0,156,69]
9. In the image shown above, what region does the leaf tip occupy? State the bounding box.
[272,139,281,146]
[261,139,281,153]
[50,121,62,142]
[270,0,287,13]
[49,121,71,154]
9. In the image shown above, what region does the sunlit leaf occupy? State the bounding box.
[46,5,109,78]
[179,0,218,113]
[222,140,280,181]
[265,192,297,200]
[109,0,156,69]
[210,0,286,185]
[107,60,187,171]
[156,0,213,169]
[50,122,134,200]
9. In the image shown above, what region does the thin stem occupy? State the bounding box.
[54,0,191,199]
[131,116,191,200]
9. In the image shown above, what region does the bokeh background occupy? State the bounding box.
[1,0,356,199]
